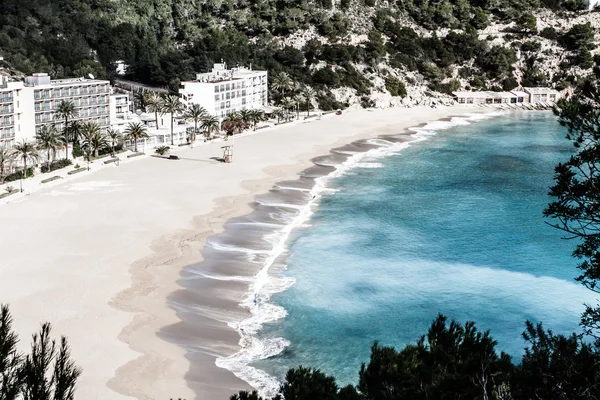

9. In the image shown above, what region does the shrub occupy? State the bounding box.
[385,76,407,97]
[312,67,341,87]
[41,159,72,173]
[539,27,558,40]
[72,139,84,158]
[4,167,34,183]
[317,91,347,111]
[502,76,519,90]
[5,185,15,194]
[360,96,375,108]
[155,145,171,156]
[575,47,594,69]
[559,23,595,51]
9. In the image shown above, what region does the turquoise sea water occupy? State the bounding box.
[252,111,598,386]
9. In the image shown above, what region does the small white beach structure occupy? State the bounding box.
[522,87,561,104]
[453,87,561,106]
[453,91,519,105]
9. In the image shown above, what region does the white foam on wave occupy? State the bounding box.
[274,185,312,192]
[214,110,503,397]
[356,162,385,169]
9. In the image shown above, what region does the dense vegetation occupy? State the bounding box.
[545,68,600,345]
[0,0,596,107]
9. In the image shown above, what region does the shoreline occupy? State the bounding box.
[0,105,511,400]
[158,107,507,399]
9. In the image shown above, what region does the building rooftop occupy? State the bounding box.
[24,73,109,87]
[523,87,560,94]
[185,63,266,84]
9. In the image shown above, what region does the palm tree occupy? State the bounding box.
[160,95,185,145]
[11,140,39,184]
[78,122,102,160]
[106,128,122,157]
[301,86,316,117]
[200,115,220,139]
[272,72,294,98]
[0,147,15,183]
[249,109,265,130]
[292,94,303,119]
[35,125,65,170]
[273,109,285,124]
[82,131,109,158]
[183,104,208,144]
[54,100,78,160]
[124,122,149,153]
[280,97,294,120]
[144,92,163,129]
[238,109,253,126]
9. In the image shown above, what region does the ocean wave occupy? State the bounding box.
[356,162,385,169]
[214,110,503,398]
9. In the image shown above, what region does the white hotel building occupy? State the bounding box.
[179,63,268,119]
[0,77,31,148]
[25,73,110,132]
[0,73,110,149]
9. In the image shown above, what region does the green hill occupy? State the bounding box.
[0,0,597,108]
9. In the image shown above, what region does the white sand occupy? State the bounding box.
[0,106,484,400]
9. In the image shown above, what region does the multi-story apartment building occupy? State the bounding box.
[24,73,111,132]
[109,91,134,131]
[179,63,268,119]
[0,76,34,148]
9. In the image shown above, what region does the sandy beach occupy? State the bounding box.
[0,105,482,400]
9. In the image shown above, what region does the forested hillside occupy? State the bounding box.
[0,0,598,108]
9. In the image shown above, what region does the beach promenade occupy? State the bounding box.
[0,105,478,400]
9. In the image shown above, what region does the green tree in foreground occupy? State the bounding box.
[545,77,600,343]
[0,305,81,400]
[231,314,600,400]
